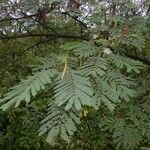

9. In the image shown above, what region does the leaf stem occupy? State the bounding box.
[61,61,67,80]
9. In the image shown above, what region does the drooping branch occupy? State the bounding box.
[0,33,89,41]
[111,48,150,65]
[124,53,150,66]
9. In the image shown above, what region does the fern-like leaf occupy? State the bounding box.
[55,70,96,110]
[101,117,142,150]
[113,126,142,150]
[32,54,59,72]
[63,42,98,58]
[100,71,137,101]
[0,69,57,111]
[93,71,136,111]
[39,103,80,143]
[81,56,108,77]
[107,54,144,73]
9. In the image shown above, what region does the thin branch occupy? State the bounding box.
[124,53,150,65]
[31,17,60,35]
[0,33,89,41]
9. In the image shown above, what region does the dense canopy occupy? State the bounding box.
[0,0,150,149]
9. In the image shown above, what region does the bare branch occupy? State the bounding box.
[0,33,89,41]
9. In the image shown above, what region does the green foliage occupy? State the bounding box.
[64,42,98,58]
[0,0,150,149]
[33,54,59,71]
[107,54,145,73]
[93,70,136,111]
[0,69,57,111]
[0,42,145,148]
[104,118,142,150]
[81,56,108,76]
[114,127,142,150]
[39,103,80,143]
[55,70,96,110]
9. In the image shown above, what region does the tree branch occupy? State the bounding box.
[124,53,150,65]
[0,33,89,41]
